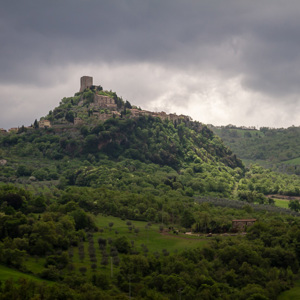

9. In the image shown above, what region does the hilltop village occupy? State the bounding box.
[76,76,192,123]
[1,76,192,133]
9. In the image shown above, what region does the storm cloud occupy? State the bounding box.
[1,0,300,129]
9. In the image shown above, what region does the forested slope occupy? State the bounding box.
[212,125,300,174]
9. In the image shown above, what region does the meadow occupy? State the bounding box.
[274,198,290,209]
[0,264,49,284]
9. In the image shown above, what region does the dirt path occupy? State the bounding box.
[160,231,242,240]
[160,231,207,240]
[266,194,300,201]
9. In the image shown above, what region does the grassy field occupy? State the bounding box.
[23,256,46,275]
[94,215,207,252]
[274,198,289,209]
[0,264,48,283]
[278,280,300,300]
[283,157,300,165]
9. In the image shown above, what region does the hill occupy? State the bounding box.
[0,77,245,200]
[211,125,300,175]
[1,77,300,298]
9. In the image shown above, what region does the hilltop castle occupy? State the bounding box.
[78,76,192,124]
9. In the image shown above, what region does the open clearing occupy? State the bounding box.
[278,279,300,300]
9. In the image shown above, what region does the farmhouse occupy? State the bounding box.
[232,219,256,231]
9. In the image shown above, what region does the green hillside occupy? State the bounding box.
[211,125,300,175]
[1,83,300,298]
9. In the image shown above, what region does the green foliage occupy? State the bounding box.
[113,236,131,254]
[289,200,300,212]
[16,165,32,177]
[71,209,96,231]
[278,280,300,300]
[237,165,300,197]
[65,111,74,123]
[33,119,39,129]
[82,90,94,103]
[212,125,300,175]
[2,88,300,298]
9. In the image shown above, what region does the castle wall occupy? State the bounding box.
[91,94,117,109]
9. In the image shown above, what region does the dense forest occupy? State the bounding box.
[1,86,300,299]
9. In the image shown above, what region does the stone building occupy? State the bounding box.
[80,76,93,92]
[92,94,117,109]
[130,109,150,118]
[232,219,256,232]
[130,109,157,118]
[109,111,121,119]
[39,120,51,128]
[179,114,192,122]
[129,109,191,123]
[8,128,18,133]
[0,128,7,133]
[130,108,142,117]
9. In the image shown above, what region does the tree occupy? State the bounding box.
[181,210,195,229]
[98,238,107,250]
[1,193,23,210]
[108,222,114,231]
[79,266,87,275]
[65,111,75,123]
[289,200,300,212]
[83,134,99,153]
[32,169,48,181]
[71,209,94,230]
[33,119,39,129]
[113,236,131,254]
[1,248,26,267]
[80,125,89,137]
[124,100,132,109]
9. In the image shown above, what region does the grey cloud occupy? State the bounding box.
[1,0,300,127]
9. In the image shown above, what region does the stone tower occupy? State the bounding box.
[80,76,93,92]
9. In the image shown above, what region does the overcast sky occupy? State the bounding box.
[1,0,300,129]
